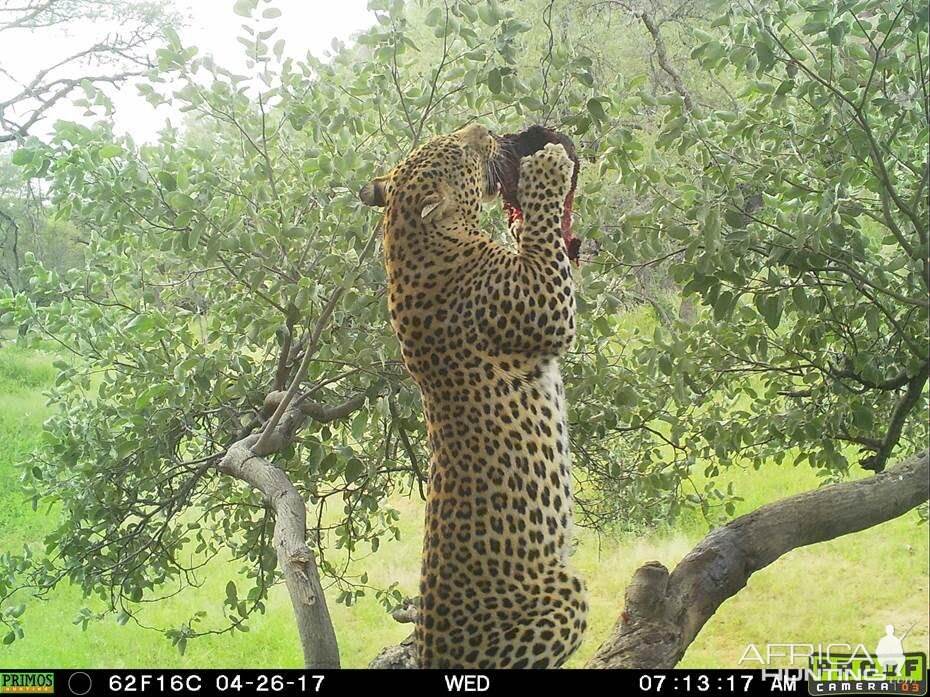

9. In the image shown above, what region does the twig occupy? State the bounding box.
[253,225,380,454]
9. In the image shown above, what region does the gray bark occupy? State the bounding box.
[369,599,417,669]
[217,439,340,669]
[369,633,418,669]
[214,391,370,669]
[587,448,929,668]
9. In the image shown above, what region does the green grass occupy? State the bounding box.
[0,344,56,539]
[0,341,926,668]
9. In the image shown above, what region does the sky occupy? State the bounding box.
[0,0,377,143]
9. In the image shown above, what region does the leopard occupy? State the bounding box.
[359,123,588,669]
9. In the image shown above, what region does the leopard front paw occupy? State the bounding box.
[518,142,573,205]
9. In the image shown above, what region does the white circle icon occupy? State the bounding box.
[68,672,92,696]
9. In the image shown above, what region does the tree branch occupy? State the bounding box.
[214,386,372,668]
[587,449,929,668]
[635,9,694,112]
[216,439,340,668]
[254,289,345,455]
[254,225,378,455]
[860,362,929,472]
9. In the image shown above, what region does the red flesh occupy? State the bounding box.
[494,125,581,263]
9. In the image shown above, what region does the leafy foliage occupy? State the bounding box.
[601,0,928,480]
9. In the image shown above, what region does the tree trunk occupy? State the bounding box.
[218,440,341,668]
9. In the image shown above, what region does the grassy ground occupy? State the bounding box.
[0,342,926,668]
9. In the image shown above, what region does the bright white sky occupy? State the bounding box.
[0,0,376,143]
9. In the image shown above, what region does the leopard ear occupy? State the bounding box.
[420,182,453,220]
[420,196,444,219]
[359,176,388,207]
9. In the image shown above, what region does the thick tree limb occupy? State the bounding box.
[586,448,929,668]
[369,632,418,669]
[368,598,418,669]
[217,439,340,669]
[214,389,372,668]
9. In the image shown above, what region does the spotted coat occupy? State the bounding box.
[360,124,588,668]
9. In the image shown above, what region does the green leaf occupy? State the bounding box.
[319,452,338,472]
[158,171,177,191]
[183,227,202,250]
[425,6,443,25]
[838,77,859,92]
[846,43,871,61]
[99,144,122,158]
[587,98,607,123]
[351,411,367,440]
[345,457,364,483]
[126,314,155,332]
[761,295,783,330]
[852,405,874,430]
[168,192,195,211]
[233,0,256,17]
[487,68,501,94]
[724,209,745,227]
[658,354,674,376]
[713,290,734,321]
[478,2,497,25]
[704,208,721,249]
[755,40,774,67]
[828,23,847,45]
[11,149,33,165]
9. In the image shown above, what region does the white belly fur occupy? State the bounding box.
[538,357,574,563]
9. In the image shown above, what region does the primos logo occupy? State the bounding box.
[0,673,55,694]
[807,651,926,694]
